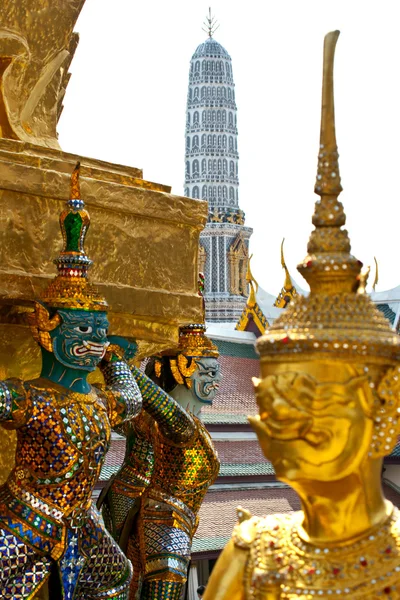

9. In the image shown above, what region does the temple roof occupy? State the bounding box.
[192,481,400,555]
[202,340,259,425]
[192,485,301,554]
[377,303,396,326]
[192,37,231,60]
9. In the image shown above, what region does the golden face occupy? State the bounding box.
[251,361,384,483]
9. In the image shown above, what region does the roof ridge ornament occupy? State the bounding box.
[245,254,258,309]
[274,239,297,308]
[280,238,294,292]
[202,7,219,38]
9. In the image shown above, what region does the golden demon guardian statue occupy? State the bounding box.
[0,164,144,599]
[203,31,400,600]
[99,324,221,599]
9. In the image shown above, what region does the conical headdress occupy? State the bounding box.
[257,31,400,364]
[154,323,219,388]
[40,162,108,312]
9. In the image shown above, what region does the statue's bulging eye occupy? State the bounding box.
[199,370,216,377]
[98,329,108,337]
[74,326,93,334]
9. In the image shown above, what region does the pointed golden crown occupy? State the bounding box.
[257,31,400,364]
[40,162,108,312]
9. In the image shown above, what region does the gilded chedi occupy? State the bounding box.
[0,0,85,148]
[203,32,400,600]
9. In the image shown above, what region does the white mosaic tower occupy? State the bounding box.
[185,15,253,323]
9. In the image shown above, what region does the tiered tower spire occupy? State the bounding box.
[185,15,252,322]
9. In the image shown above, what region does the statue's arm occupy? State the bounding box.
[0,379,29,428]
[130,365,195,443]
[99,357,142,427]
[202,539,248,600]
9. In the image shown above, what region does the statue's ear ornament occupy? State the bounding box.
[177,354,197,379]
[154,358,163,379]
[26,302,61,352]
[170,359,185,386]
[371,367,400,458]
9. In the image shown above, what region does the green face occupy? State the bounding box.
[51,309,109,371]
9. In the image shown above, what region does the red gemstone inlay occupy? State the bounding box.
[281,336,289,344]
[360,559,368,567]
[306,260,313,267]
[308,568,316,575]
[332,568,340,576]
[384,587,391,594]
[385,547,392,554]
[269,541,275,548]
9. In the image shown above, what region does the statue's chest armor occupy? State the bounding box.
[245,512,400,600]
[18,386,111,481]
[153,419,219,511]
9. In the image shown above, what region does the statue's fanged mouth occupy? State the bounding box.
[73,341,107,358]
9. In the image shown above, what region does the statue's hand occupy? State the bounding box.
[106,336,138,361]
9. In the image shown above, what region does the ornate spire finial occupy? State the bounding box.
[70,161,81,200]
[202,7,219,38]
[297,31,361,294]
[256,31,400,363]
[56,161,91,276]
[245,255,258,309]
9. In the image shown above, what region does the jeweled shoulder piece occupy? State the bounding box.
[257,31,400,365]
[40,162,108,312]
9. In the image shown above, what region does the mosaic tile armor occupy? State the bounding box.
[0,359,141,599]
[101,365,220,599]
[139,413,219,599]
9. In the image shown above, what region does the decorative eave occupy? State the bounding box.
[235,255,269,335]
[236,302,268,336]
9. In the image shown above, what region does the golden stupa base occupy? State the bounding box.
[0,138,207,484]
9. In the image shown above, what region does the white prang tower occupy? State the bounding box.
[184,10,253,323]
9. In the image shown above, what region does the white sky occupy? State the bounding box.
[58,0,400,296]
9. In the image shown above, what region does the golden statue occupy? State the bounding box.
[203,31,400,600]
